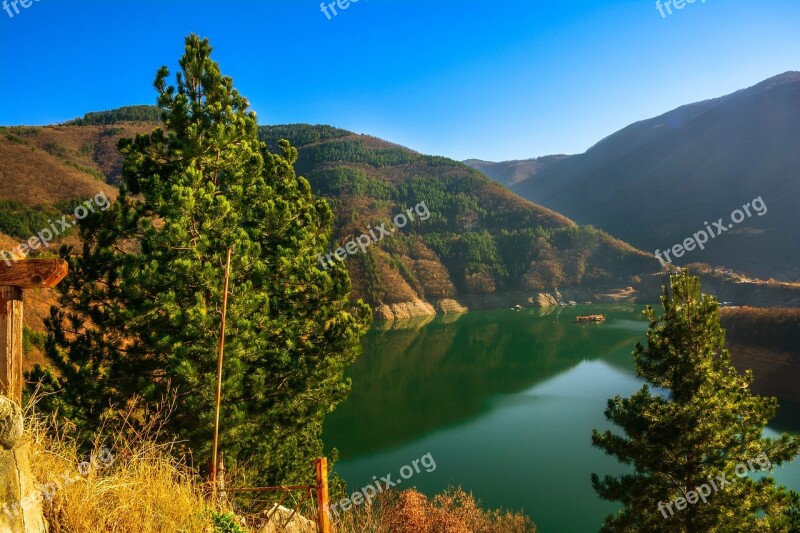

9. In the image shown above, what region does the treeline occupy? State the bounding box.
[720,306,800,354]
[260,127,419,168]
[299,139,417,169]
[259,124,350,150]
[68,105,163,125]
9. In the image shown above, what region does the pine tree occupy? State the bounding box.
[591,271,799,532]
[29,35,371,486]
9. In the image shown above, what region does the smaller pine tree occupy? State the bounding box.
[592,271,800,532]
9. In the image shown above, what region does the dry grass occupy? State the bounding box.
[22,406,537,532]
[24,403,537,533]
[25,406,220,532]
[0,124,160,206]
[332,487,536,533]
[0,127,119,206]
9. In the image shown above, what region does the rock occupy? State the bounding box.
[434,298,468,315]
[0,395,47,533]
[0,397,23,450]
[533,293,558,307]
[259,505,316,533]
[374,299,436,321]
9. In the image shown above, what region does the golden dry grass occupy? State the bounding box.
[0,128,117,207]
[0,124,156,206]
[25,408,219,532]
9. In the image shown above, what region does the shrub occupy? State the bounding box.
[43,141,71,158]
[210,511,248,533]
[333,487,536,533]
[65,160,106,180]
[4,133,28,144]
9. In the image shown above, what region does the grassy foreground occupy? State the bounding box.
[25,408,535,532]
[26,410,218,532]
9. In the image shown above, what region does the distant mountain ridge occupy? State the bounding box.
[466,72,800,281]
[462,155,570,188]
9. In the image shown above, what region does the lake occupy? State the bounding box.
[324,305,800,533]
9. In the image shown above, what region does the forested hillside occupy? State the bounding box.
[258,125,659,317]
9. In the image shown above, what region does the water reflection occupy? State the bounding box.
[324,306,800,533]
[327,305,647,459]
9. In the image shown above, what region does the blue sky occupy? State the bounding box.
[1,0,798,161]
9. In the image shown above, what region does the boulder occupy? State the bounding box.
[373,298,436,320]
[532,293,558,307]
[0,397,23,450]
[0,396,47,532]
[434,298,468,315]
[259,505,316,533]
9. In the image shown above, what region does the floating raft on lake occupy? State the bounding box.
[576,314,606,323]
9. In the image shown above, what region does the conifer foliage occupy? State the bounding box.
[592,271,799,532]
[31,35,371,485]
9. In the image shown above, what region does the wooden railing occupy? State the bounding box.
[224,457,332,533]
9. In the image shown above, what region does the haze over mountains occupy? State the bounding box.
[466,72,800,281]
[462,156,569,188]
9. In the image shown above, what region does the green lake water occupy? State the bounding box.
[324,305,800,533]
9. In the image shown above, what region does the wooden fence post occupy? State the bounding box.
[315,457,332,533]
[0,286,23,404]
[0,259,68,405]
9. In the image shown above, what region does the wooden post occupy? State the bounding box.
[0,259,68,405]
[315,457,332,533]
[0,287,23,403]
[211,247,233,497]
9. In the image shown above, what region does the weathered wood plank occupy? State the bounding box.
[0,287,23,404]
[0,258,68,289]
[316,457,332,533]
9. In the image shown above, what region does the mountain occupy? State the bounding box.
[257,125,659,317]
[463,155,570,188]
[0,114,660,323]
[469,72,800,281]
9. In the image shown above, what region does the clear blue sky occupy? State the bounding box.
[1,0,798,161]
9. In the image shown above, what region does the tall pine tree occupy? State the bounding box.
[30,35,371,485]
[592,271,799,532]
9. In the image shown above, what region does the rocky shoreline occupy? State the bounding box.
[370,274,800,322]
